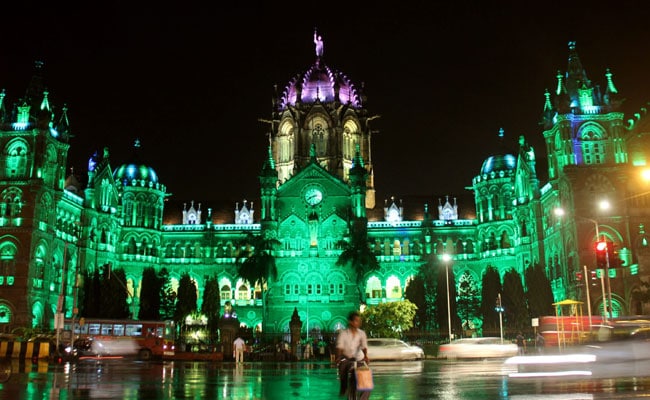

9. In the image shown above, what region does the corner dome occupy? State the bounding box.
[113,163,159,185]
[279,60,361,109]
[480,154,516,175]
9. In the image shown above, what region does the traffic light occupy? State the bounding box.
[595,240,611,269]
[575,270,583,282]
[590,270,598,286]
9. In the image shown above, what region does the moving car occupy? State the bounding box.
[438,337,518,359]
[366,338,424,361]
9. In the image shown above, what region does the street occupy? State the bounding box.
[2,358,650,399]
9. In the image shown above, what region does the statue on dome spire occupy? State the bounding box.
[314,28,324,58]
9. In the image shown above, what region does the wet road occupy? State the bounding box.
[2,358,650,399]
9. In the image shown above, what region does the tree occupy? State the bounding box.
[174,272,198,327]
[480,266,502,336]
[525,263,554,319]
[100,266,130,319]
[362,300,417,338]
[139,267,162,320]
[502,268,528,334]
[159,268,176,320]
[80,268,101,318]
[336,218,379,302]
[404,275,426,330]
[456,271,480,333]
[236,233,280,298]
[201,275,221,342]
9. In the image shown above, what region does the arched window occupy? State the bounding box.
[0,242,17,286]
[0,303,11,324]
[386,276,402,299]
[366,276,382,299]
[237,284,249,300]
[5,139,28,179]
[580,124,606,165]
[220,285,232,300]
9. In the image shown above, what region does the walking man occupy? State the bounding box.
[233,337,246,363]
[336,311,370,398]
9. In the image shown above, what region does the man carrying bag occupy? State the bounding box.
[336,311,372,399]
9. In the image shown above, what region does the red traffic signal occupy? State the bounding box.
[595,241,608,252]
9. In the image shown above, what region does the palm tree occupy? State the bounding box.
[236,233,280,302]
[336,217,379,302]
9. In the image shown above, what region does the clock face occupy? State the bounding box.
[304,187,323,206]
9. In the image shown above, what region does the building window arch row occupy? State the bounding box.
[281,272,302,297]
[327,271,347,298]
[305,271,324,296]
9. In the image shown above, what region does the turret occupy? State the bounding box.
[349,145,367,218]
[259,146,278,225]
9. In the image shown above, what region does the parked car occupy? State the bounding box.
[438,337,518,359]
[366,338,424,361]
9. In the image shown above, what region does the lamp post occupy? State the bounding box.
[496,293,504,344]
[442,253,452,343]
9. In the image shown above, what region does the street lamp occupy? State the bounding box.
[442,253,452,343]
[495,293,504,344]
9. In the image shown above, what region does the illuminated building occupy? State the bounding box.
[0,38,648,335]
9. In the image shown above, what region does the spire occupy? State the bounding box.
[40,90,51,112]
[261,145,276,173]
[543,89,552,112]
[0,89,6,123]
[566,41,588,84]
[352,143,365,168]
[56,104,70,137]
[309,143,317,162]
[555,70,565,96]
[605,68,618,94]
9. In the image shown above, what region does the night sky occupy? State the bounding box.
[2,3,650,215]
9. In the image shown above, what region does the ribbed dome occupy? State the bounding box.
[279,60,361,109]
[113,163,159,184]
[480,154,516,175]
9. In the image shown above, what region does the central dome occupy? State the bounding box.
[279,60,361,109]
[480,154,516,175]
[114,162,159,185]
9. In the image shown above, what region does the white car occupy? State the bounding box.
[438,337,518,359]
[366,338,424,361]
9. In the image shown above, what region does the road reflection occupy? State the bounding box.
[2,359,650,399]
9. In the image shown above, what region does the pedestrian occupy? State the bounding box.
[535,332,545,353]
[303,341,312,360]
[233,337,246,363]
[336,311,370,398]
[516,331,526,355]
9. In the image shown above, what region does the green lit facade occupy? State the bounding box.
[0,40,649,335]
